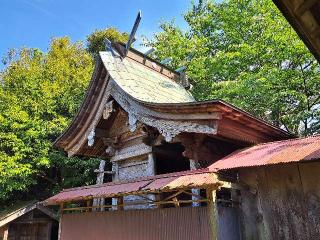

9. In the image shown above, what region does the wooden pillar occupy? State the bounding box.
[190,159,200,207]
[86,200,92,212]
[111,162,119,211]
[93,160,106,211]
[58,203,64,240]
[155,193,163,208]
[2,224,9,240]
[117,197,124,211]
[206,188,218,240]
[148,153,156,176]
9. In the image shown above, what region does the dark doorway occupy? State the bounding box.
[154,142,190,175]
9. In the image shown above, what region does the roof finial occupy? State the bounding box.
[124,10,142,57]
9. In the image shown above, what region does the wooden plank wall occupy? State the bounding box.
[239,162,320,240]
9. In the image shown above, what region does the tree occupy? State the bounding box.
[0,26,129,204]
[87,27,129,56]
[147,0,320,135]
[0,38,98,203]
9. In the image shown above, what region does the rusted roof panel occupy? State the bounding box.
[143,172,218,191]
[45,170,220,205]
[45,180,151,205]
[210,135,320,170]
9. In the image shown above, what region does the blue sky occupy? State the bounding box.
[0,0,191,61]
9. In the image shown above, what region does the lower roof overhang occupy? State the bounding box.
[209,135,320,171]
[44,170,221,205]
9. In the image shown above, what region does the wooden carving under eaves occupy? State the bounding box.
[103,100,115,120]
[109,79,218,142]
[180,134,214,165]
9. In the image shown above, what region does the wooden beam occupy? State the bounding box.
[2,224,9,240]
[95,128,108,138]
[172,197,180,207]
[61,199,209,211]
[295,0,318,16]
[206,188,218,240]
[182,190,205,200]
[163,191,183,201]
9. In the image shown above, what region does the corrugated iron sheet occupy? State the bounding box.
[45,180,150,205]
[144,172,218,191]
[45,170,220,205]
[60,206,211,240]
[210,135,320,170]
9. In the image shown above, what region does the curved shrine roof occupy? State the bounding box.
[100,51,195,103]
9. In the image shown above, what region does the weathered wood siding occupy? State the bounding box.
[239,162,320,240]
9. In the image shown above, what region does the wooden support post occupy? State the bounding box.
[93,160,106,211]
[155,193,163,208]
[206,188,218,240]
[86,200,92,212]
[190,159,201,207]
[2,224,9,240]
[148,153,156,176]
[58,203,64,240]
[117,197,124,211]
[111,162,119,211]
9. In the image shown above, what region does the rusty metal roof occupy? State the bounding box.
[45,170,220,205]
[210,135,320,170]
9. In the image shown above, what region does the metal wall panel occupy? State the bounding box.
[218,206,240,240]
[60,207,211,240]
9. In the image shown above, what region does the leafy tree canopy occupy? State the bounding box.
[87,27,129,55]
[0,27,127,204]
[147,0,320,135]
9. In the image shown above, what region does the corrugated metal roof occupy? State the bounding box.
[45,170,220,205]
[210,135,320,170]
[100,51,195,103]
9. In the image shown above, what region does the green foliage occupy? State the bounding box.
[87,27,129,55]
[147,0,320,135]
[0,37,99,203]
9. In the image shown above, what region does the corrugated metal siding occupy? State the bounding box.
[60,207,211,240]
[218,206,240,240]
[210,135,320,170]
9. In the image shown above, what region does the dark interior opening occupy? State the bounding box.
[154,142,190,175]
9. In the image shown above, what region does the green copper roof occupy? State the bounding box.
[99,51,195,103]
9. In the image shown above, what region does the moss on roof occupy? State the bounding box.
[100,51,195,103]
